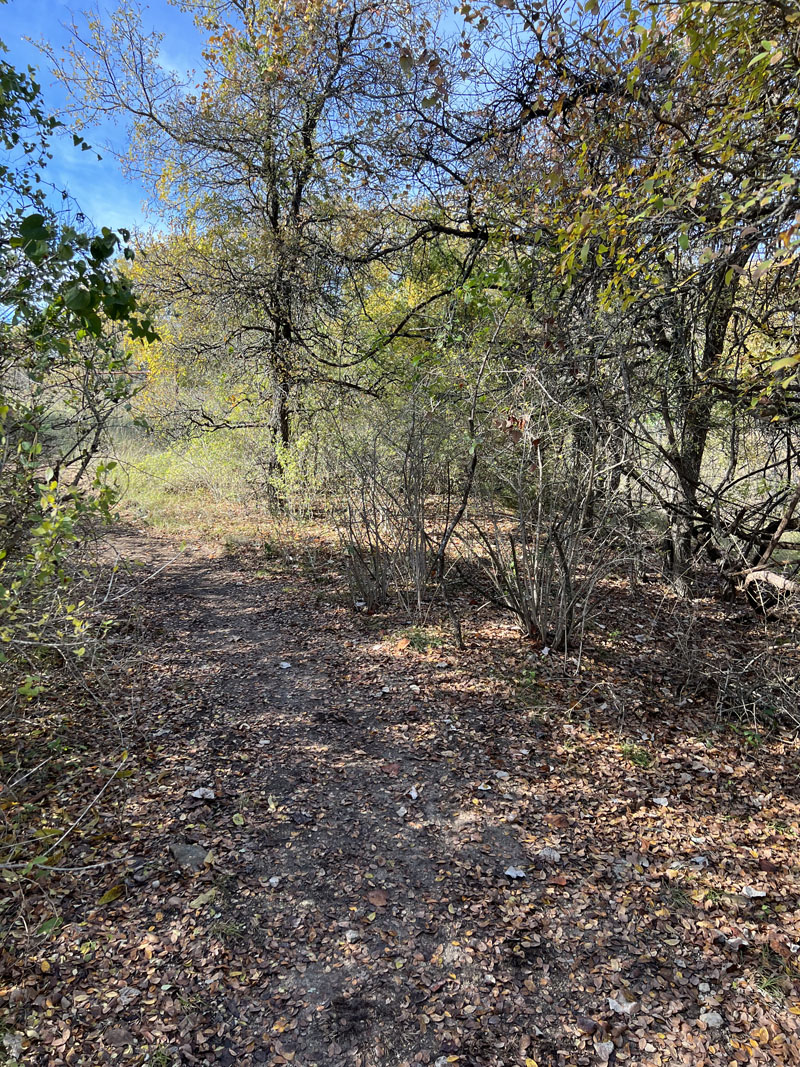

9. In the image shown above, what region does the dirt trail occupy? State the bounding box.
[10,531,799,1067]
[108,532,534,1067]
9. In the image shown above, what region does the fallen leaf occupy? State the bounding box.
[189,888,217,910]
[544,813,568,829]
[368,889,388,907]
[97,885,124,906]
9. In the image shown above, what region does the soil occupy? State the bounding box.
[1,528,799,1067]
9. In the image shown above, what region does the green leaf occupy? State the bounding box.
[19,212,49,241]
[63,285,92,312]
[36,916,64,937]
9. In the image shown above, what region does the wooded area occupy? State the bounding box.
[1,1,799,1064]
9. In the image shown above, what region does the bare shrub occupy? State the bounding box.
[461,394,627,654]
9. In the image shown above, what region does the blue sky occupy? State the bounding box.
[1,0,203,232]
[2,1,479,234]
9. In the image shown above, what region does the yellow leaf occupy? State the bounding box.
[97,885,124,906]
[526,1059,539,1067]
[40,959,51,974]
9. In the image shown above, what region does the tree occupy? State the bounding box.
[49,0,446,456]
[0,32,154,663]
[412,0,800,592]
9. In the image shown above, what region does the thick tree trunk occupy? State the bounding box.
[662,253,746,594]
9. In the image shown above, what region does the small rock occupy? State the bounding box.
[279,661,292,669]
[576,1015,600,1035]
[268,876,280,887]
[504,866,525,879]
[105,1027,135,1048]
[652,796,669,807]
[594,1040,615,1062]
[345,930,361,943]
[494,770,510,780]
[742,885,766,898]
[167,896,182,908]
[726,936,749,951]
[699,1011,724,1028]
[608,989,637,1014]
[538,847,562,864]
[189,787,215,800]
[168,842,209,870]
[2,1033,23,1059]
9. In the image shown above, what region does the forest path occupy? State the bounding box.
[17,530,798,1067]
[106,530,543,1067]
